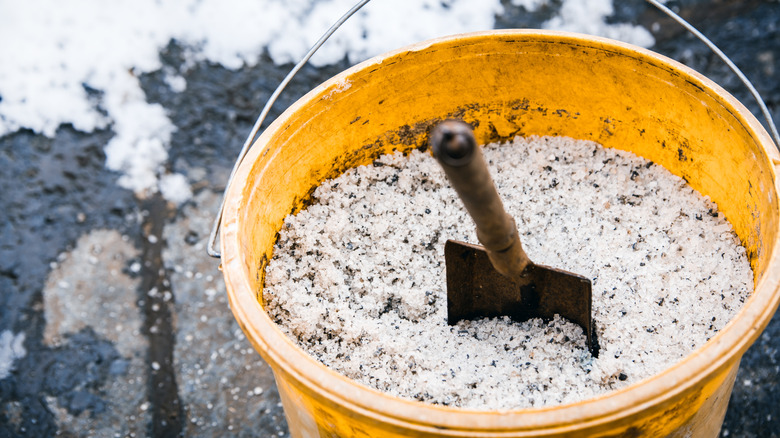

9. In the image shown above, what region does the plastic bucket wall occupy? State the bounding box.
[220,31,780,437]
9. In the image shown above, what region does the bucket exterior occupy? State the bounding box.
[221,31,780,437]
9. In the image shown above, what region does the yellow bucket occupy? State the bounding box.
[220,31,780,437]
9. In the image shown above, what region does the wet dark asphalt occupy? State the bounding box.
[0,1,778,436]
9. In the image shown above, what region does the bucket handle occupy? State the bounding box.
[207,0,780,259]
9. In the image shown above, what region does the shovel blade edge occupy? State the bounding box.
[444,239,598,356]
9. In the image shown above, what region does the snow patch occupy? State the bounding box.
[543,0,655,48]
[0,331,26,380]
[267,0,504,67]
[0,0,653,201]
[160,173,194,205]
[164,72,187,93]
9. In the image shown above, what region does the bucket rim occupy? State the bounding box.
[221,29,780,433]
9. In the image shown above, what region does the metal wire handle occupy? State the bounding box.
[207,0,780,258]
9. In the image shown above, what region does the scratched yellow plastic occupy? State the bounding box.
[224,32,780,437]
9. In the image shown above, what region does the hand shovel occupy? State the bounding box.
[430,120,598,356]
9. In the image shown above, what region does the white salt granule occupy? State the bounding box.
[265,136,753,410]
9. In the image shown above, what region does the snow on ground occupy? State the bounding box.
[0,331,26,380]
[543,0,654,46]
[0,0,653,203]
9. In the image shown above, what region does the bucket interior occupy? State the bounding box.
[222,31,780,435]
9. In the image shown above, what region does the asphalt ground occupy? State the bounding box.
[1,1,778,436]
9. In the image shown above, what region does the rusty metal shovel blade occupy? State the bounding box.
[445,239,597,356]
[431,120,598,357]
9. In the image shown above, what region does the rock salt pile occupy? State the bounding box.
[264,136,752,410]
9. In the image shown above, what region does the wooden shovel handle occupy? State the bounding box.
[430,120,532,279]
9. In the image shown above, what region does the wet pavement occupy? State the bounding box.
[1,1,778,437]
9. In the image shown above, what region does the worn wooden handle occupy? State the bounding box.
[430,120,531,278]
